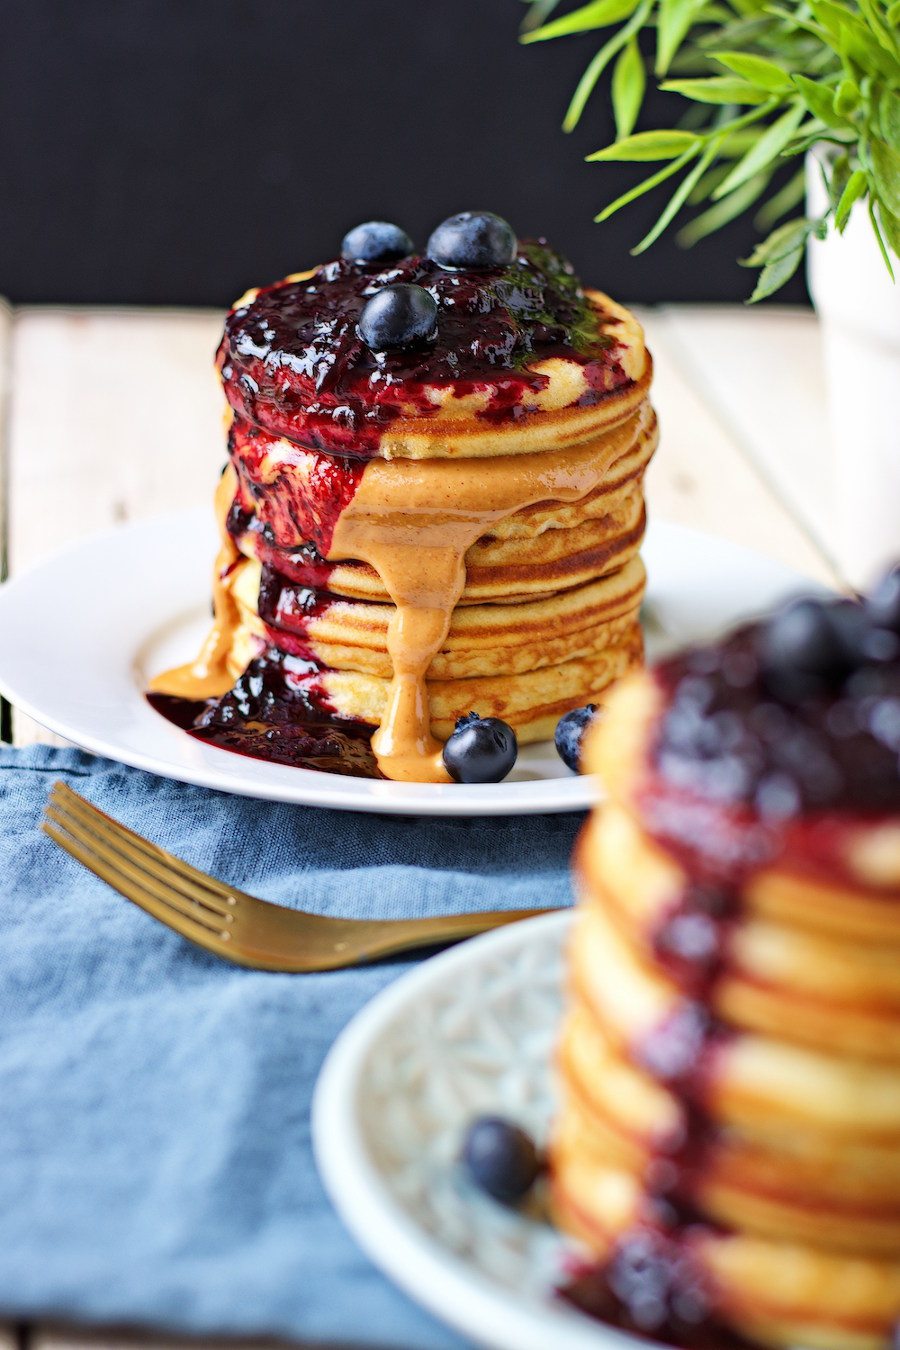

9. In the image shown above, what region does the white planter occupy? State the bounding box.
[806,153,900,591]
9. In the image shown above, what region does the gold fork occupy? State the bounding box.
[42,781,551,971]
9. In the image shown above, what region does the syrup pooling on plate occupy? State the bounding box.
[148,648,381,777]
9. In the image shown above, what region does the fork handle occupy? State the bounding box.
[360,906,555,961]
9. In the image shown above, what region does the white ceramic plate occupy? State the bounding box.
[0,511,815,815]
[313,910,647,1350]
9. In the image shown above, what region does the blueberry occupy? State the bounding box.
[357,284,438,351]
[340,221,413,265]
[427,211,517,271]
[461,1116,540,1203]
[554,704,599,773]
[759,597,861,700]
[442,712,518,784]
[867,563,900,634]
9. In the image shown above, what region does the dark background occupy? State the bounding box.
[0,0,808,307]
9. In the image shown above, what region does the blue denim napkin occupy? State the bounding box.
[0,745,579,1348]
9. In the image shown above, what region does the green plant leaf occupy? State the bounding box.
[587,128,701,159]
[749,242,806,300]
[612,39,646,136]
[828,151,852,209]
[888,0,900,26]
[834,168,868,229]
[656,0,707,75]
[879,202,900,256]
[743,215,813,264]
[870,137,900,216]
[593,146,701,220]
[807,0,850,41]
[521,0,638,42]
[764,6,832,46]
[687,161,733,202]
[754,166,807,227]
[632,138,721,252]
[520,0,561,33]
[869,197,897,279]
[791,74,848,128]
[856,0,899,55]
[713,102,806,197]
[877,89,900,146]
[711,50,794,93]
[697,16,771,50]
[563,0,653,130]
[679,171,773,243]
[810,0,899,78]
[661,75,772,102]
[834,78,861,117]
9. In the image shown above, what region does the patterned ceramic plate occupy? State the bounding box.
[313,911,644,1350]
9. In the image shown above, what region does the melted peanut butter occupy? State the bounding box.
[149,465,242,700]
[327,405,650,782]
[151,399,652,782]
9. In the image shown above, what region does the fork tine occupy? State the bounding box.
[48,782,235,916]
[43,820,238,958]
[44,801,235,936]
[44,807,229,937]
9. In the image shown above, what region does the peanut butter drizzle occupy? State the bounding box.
[328,406,648,782]
[149,465,242,700]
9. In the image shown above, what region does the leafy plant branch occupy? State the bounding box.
[520,0,899,297]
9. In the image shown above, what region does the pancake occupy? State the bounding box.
[219,552,645,739]
[551,591,900,1349]
[151,220,658,781]
[229,402,656,603]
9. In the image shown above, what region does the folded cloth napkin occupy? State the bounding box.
[0,745,580,1348]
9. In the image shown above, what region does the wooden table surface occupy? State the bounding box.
[0,302,840,1349]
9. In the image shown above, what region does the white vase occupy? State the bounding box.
[805,152,900,592]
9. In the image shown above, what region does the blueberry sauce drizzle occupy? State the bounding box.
[652,624,900,821]
[560,1237,759,1350]
[218,240,627,457]
[228,415,365,553]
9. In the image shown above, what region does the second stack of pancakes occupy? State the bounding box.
[553,599,900,1349]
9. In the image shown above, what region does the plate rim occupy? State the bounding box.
[0,510,820,817]
[312,910,646,1350]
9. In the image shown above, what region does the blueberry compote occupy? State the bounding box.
[560,590,900,1350]
[227,416,365,555]
[561,1232,759,1350]
[218,240,625,456]
[644,601,900,889]
[148,648,381,778]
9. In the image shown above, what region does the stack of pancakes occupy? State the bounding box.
[153,239,658,782]
[553,612,900,1349]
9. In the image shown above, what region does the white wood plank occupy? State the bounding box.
[637,308,837,589]
[7,308,223,746]
[657,305,835,573]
